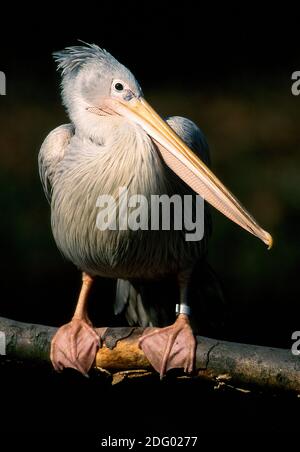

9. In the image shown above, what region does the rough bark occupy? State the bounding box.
[0,316,299,393]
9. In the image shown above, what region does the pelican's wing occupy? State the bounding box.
[165,116,211,167]
[38,124,74,202]
[164,115,212,238]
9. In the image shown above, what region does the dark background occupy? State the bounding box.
[0,6,299,438]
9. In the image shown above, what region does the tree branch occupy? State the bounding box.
[0,316,299,393]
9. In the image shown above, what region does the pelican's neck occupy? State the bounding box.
[70,105,145,148]
[68,109,167,196]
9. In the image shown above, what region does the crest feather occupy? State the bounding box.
[53,41,113,75]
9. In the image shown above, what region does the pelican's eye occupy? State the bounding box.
[111,79,134,100]
[115,82,124,91]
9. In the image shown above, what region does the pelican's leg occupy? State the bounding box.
[50,272,100,376]
[138,270,196,378]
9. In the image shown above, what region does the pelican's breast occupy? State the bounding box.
[51,120,203,278]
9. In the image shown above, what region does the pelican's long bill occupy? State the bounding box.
[93,97,273,248]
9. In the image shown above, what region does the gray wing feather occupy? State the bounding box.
[38,124,74,202]
[165,116,210,166]
[115,279,151,327]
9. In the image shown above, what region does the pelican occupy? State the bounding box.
[39,43,272,377]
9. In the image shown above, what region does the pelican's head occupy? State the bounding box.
[53,42,272,248]
[53,43,143,138]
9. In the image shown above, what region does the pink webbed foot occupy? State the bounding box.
[138,314,196,378]
[50,317,100,376]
